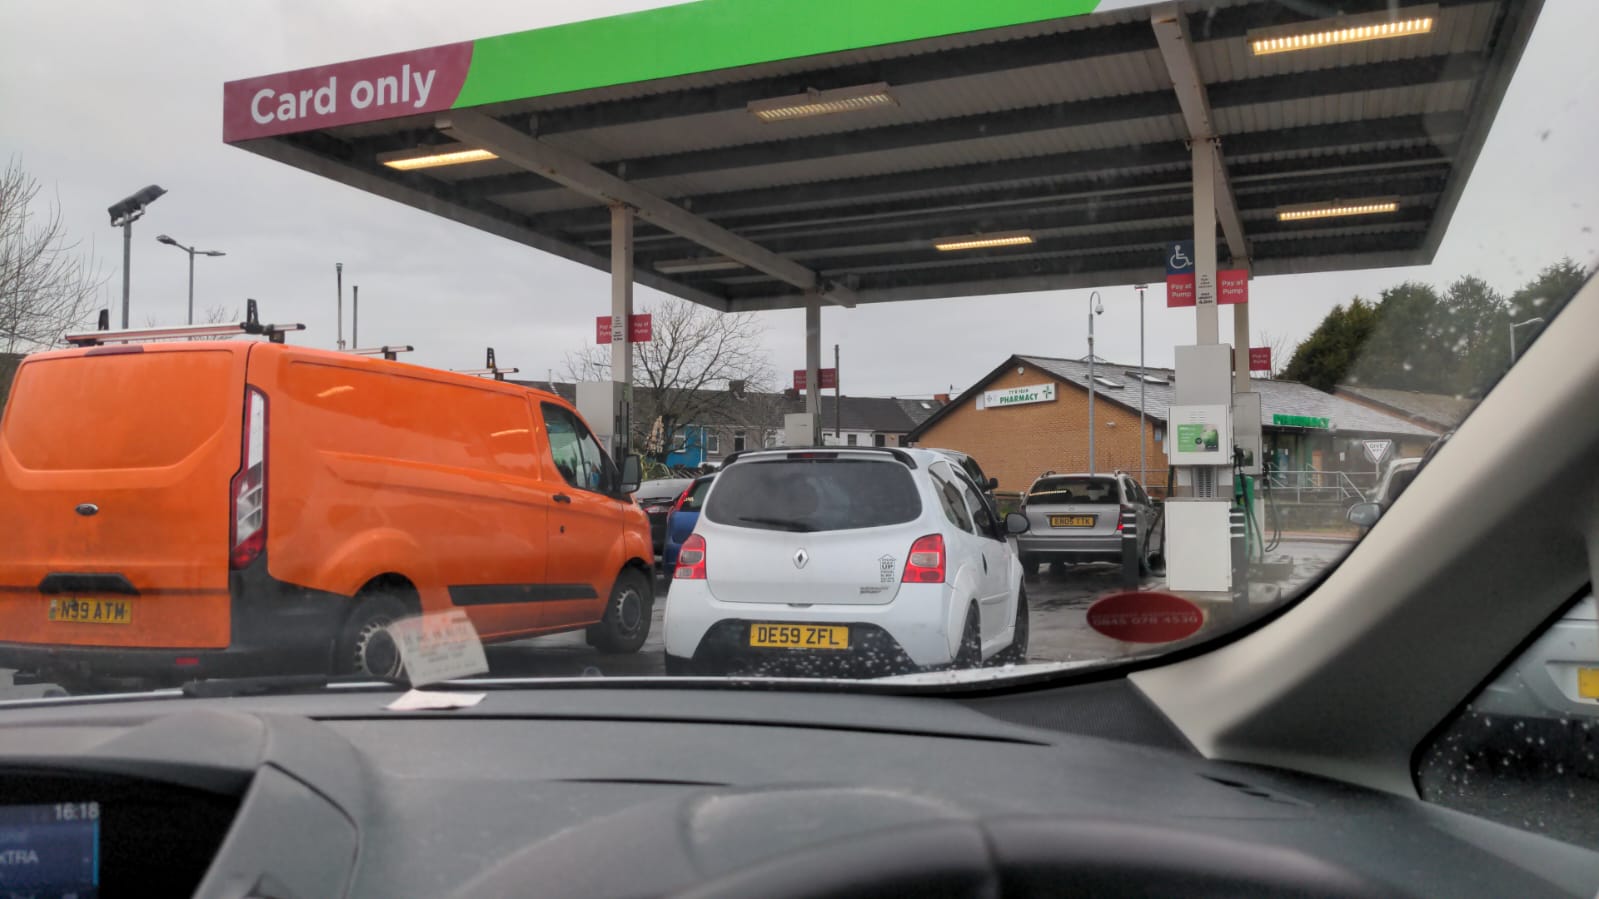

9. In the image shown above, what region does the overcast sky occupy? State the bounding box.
[3,0,1595,397]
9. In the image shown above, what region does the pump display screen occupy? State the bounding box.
[0,802,99,898]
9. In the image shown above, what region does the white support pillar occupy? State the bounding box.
[610,204,634,455]
[1233,286,1251,393]
[1192,138,1220,346]
[805,295,822,442]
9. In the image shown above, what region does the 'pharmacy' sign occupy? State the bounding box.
[982,383,1056,409]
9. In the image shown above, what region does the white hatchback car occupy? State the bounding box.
[663,447,1031,677]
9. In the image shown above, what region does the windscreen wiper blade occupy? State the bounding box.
[733,515,817,532]
[180,673,409,699]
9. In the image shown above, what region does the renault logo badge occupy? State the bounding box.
[793,549,809,569]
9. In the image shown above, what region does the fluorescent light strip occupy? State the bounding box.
[749,83,896,123]
[753,93,895,122]
[654,256,744,274]
[1251,14,1434,55]
[382,148,499,171]
[933,233,1035,252]
[1277,201,1399,222]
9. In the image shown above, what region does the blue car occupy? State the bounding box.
[662,474,715,574]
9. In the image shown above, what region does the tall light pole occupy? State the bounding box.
[1509,317,1546,362]
[1087,290,1104,475]
[335,263,345,350]
[1134,284,1148,484]
[107,185,167,328]
[156,235,225,324]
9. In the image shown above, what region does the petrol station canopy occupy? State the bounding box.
[223,0,1541,312]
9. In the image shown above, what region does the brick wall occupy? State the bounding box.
[915,361,1168,492]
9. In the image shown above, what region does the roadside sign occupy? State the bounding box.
[596,314,654,344]
[1218,269,1249,305]
[793,368,838,390]
[1362,439,1393,465]
[981,383,1056,409]
[1248,347,1271,372]
[1086,591,1204,643]
[1272,413,1330,429]
[1164,240,1194,275]
[1169,267,1248,308]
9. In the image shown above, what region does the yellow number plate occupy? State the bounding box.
[48,598,132,625]
[749,623,850,650]
[1578,667,1599,699]
[1050,515,1096,528]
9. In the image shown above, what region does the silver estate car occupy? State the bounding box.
[1016,472,1156,574]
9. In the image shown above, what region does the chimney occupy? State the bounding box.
[934,393,951,404]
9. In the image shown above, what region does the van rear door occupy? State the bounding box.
[0,344,247,648]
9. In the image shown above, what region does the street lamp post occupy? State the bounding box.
[107,185,167,328]
[1134,284,1148,484]
[156,235,226,325]
[1509,317,1546,362]
[1087,290,1104,475]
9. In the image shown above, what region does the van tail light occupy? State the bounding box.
[229,387,268,570]
[903,534,946,583]
[675,534,707,580]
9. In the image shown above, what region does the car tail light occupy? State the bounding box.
[229,387,268,570]
[1117,504,1131,531]
[675,534,707,580]
[903,534,945,583]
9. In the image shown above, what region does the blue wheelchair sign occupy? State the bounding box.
[1165,240,1195,275]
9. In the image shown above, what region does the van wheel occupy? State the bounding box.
[991,587,1029,666]
[953,605,982,669]
[587,569,652,654]
[335,594,408,678]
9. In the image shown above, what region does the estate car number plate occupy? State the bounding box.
[48,597,132,625]
[1050,515,1096,528]
[749,623,849,650]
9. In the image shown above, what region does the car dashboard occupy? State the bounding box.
[0,680,1594,899]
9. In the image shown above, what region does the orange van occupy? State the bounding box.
[0,330,653,687]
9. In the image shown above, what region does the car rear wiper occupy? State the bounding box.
[180,673,411,699]
[734,515,818,532]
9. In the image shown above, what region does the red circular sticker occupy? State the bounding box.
[1086,591,1205,643]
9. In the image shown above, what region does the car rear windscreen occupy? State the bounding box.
[705,458,921,531]
[2,350,236,470]
[681,477,714,512]
[1027,476,1119,505]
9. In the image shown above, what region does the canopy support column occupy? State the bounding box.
[611,203,634,456]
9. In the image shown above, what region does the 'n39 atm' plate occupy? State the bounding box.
[749,623,849,650]
[49,598,132,625]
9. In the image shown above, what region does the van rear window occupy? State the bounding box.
[704,459,920,532]
[2,351,236,470]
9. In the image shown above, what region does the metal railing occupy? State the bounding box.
[1264,469,1375,503]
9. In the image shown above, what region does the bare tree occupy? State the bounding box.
[563,297,775,459]
[1254,329,1295,379]
[0,158,106,353]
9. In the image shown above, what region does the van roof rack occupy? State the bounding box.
[453,347,519,381]
[64,299,306,347]
[347,345,415,361]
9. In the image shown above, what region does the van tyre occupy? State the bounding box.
[991,587,1029,666]
[588,569,652,654]
[336,594,408,678]
[953,605,982,669]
